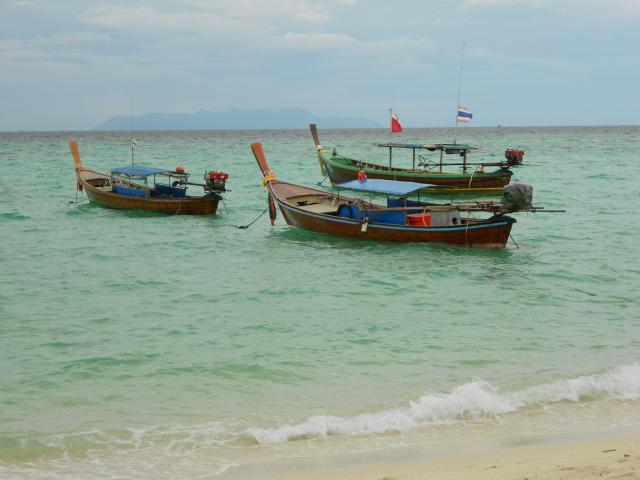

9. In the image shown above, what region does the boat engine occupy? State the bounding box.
[504,149,525,166]
[204,171,229,192]
[501,183,533,212]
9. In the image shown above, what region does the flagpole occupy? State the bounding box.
[389,108,393,167]
[454,41,466,145]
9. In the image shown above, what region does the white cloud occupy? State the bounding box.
[276,32,358,49]
[77,1,359,35]
[271,33,436,55]
[608,0,640,14]
[190,0,357,23]
[74,4,435,58]
[460,0,525,7]
[0,33,110,63]
[78,6,247,33]
[467,47,491,57]
[459,0,640,15]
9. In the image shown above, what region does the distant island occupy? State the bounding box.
[95,107,382,130]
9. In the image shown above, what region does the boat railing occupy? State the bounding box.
[110,174,152,197]
[417,155,439,171]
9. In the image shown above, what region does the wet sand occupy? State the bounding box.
[259,434,640,480]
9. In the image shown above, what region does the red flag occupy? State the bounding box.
[391,114,403,133]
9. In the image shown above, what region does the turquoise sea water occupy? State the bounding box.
[1,127,639,478]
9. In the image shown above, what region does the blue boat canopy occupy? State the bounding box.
[336,179,434,196]
[111,166,173,177]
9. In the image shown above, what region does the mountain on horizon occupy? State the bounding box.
[95,107,382,130]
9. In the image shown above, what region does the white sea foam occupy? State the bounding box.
[248,363,640,444]
[0,422,239,480]
[512,363,640,405]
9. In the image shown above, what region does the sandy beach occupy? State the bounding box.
[255,434,640,480]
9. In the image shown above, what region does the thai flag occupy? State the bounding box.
[456,105,472,124]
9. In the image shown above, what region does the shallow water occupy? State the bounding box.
[1,126,639,478]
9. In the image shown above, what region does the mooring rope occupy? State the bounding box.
[236,207,269,229]
[465,219,469,247]
[69,186,89,204]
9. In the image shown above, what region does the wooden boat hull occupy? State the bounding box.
[259,174,514,247]
[84,183,219,214]
[76,167,220,215]
[272,187,512,247]
[318,149,511,190]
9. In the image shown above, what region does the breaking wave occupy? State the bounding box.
[3,363,640,477]
[248,363,640,444]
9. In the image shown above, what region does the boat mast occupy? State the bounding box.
[453,41,466,146]
[130,97,135,166]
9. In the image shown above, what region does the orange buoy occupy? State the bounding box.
[176,165,185,173]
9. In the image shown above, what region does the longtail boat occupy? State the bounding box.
[69,141,227,215]
[310,124,524,194]
[250,143,548,248]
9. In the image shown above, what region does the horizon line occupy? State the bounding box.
[2,124,639,133]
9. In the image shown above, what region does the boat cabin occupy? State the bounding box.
[290,179,464,228]
[110,166,189,199]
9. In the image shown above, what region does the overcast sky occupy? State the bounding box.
[1,0,639,130]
